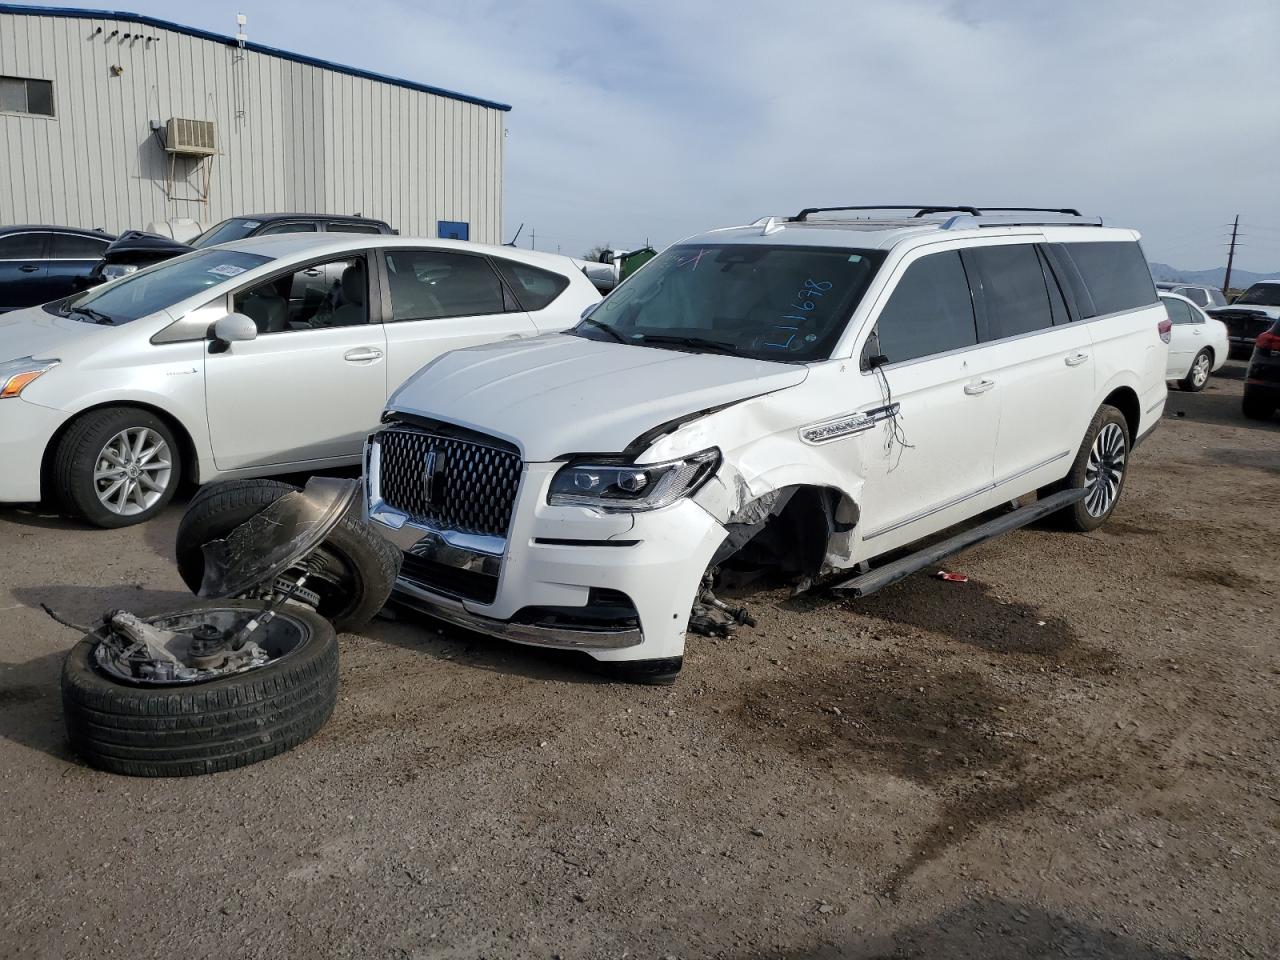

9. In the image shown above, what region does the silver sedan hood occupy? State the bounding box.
[385,334,808,461]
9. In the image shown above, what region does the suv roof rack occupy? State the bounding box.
[788,204,1093,226]
[789,205,981,222]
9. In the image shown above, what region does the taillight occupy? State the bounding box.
[1158,317,1172,344]
[1256,329,1280,352]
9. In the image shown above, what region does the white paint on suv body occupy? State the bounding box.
[376,219,1169,664]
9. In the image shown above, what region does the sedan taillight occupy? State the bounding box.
[1255,329,1280,353]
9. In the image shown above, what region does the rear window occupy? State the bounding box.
[1062,241,1157,317]
[492,258,569,311]
[1236,284,1280,307]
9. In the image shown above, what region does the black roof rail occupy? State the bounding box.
[974,206,1082,217]
[789,205,981,222]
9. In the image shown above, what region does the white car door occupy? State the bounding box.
[965,242,1096,494]
[379,248,538,396]
[852,248,1002,556]
[1161,295,1198,378]
[204,253,389,471]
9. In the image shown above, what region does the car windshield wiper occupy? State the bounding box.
[68,306,114,325]
[574,317,627,344]
[633,334,739,355]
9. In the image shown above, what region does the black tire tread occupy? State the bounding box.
[60,602,338,777]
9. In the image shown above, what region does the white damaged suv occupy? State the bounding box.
[365,205,1169,681]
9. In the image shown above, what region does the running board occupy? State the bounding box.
[832,487,1087,598]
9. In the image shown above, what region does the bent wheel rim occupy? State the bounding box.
[1084,422,1126,518]
[93,427,172,516]
[1192,354,1209,387]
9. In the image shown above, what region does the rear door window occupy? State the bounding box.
[256,221,318,236]
[491,258,569,311]
[1162,297,1196,325]
[966,244,1055,341]
[327,222,384,234]
[48,232,111,259]
[1063,241,1158,316]
[867,250,978,365]
[384,250,507,320]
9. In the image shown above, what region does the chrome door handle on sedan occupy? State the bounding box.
[1064,352,1090,367]
[343,348,384,362]
[963,378,996,395]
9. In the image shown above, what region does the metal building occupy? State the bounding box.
[0,4,509,241]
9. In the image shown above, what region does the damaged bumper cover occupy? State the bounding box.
[367,459,728,661]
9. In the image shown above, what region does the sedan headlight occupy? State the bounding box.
[0,357,59,399]
[100,263,139,281]
[547,448,720,512]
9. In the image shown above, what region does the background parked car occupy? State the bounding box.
[1242,318,1280,420]
[1155,281,1227,310]
[0,233,599,527]
[1160,292,1228,391]
[1208,280,1280,358]
[88,213,394,284]
[0,225,114,312]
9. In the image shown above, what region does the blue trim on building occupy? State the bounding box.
[0,3,512,112]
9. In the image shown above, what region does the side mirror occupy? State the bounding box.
[211,313,258,346]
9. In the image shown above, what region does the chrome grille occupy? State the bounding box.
[377,428,522,538]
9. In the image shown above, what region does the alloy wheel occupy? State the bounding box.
[1191,353,1210,388]
[1084,422,1126,518]
[93,427,173,516]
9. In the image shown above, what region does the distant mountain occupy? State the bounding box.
[1149,262,1280,288]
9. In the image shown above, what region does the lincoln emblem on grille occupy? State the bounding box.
[422,447,447,505]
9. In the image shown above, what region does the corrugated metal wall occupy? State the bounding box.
[0,11,505,241]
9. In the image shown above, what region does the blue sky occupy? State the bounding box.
[19,0,1280,272]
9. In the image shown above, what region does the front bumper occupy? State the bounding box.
[0,398,65,503]
[367,457,728,662]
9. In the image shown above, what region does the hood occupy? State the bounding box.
[0,305,115,362]
[387,334,809,461]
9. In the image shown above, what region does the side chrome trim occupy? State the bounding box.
[393,579,644,651]
[862,449,1072,541]
[800,403,900,444]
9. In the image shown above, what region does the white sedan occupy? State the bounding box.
[0,233,600,527]
[1161,292,1228,392]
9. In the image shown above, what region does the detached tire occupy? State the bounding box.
[60,602,338,777]
[175,478,400,632]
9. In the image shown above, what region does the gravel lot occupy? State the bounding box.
[2,363,1277,960]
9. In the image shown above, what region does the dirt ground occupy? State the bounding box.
[2,362,1277,960]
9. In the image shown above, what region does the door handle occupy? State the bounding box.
[343,347,383,362]
[1192,330,1202,336]
[19,264,39,273]
[963,378,996,395]
[1064,352,1090,367]
[303,268,323,277]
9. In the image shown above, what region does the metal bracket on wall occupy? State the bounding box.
[165,152,212,208]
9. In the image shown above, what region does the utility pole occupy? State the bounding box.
[1223,214,1239,296]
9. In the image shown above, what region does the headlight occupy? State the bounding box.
[0,357,59,399]
[100,263,139,281]
[547,448,720,512]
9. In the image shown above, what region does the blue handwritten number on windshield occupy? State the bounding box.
[767,278,834,350]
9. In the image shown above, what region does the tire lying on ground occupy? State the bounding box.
[174,478,401,632]
[61,601,338,777]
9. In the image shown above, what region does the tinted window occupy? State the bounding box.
[968,244,1055,340]
[256,221,317,236]
[48,232,110,259]
[328,222,383,235]
[234,257,367,332]
[1,76,53,116]
[870,251,977,365]
[493,259,569,311]
[1063,241,1157,316]
[1161,296,1195,325]
[1179,287,1208,307]
[192,218,264,248]
[59,249,272,325]
[0,232,46,259]
[577,244,885,362]
[1236,284,1280,307]
[385,250,506,320]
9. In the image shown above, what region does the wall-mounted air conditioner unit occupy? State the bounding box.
[164,117,217,157]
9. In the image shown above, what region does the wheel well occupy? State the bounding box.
[40,402,200,499]
[1102,386,1140,440]
[716,484,857,577]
